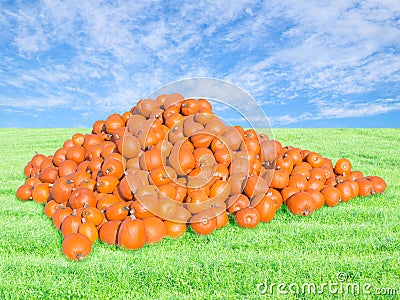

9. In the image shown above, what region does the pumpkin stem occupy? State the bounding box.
[303,208,309,216]
[76,254,84,261]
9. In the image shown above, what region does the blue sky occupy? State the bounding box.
[0,0,399,128]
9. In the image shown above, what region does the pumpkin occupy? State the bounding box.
[136,185,158,199]
[131,196,159,219]
[288,174,309,191]
[105,113,124,134]
[365,176,386,194]
[214,148,232,167]
[165,113,184,129]
[306,152,324,168]
[44,200,60,218]
[194,111,214,126]
[214,163,229,181]
[97,175,119,193]
[31,153,46,168]
[170,204,192,223]
[307,178,324,191]
[235,207,260,228]
[63,139,75,149]
[309,168,327,183]
[260,140,280,162]
[355,178,375,196]
[96,194,119,210]
[197,98,212,111]
[286,192,316,216]
[117,217,146,250]
[122,135,141,159]
[101,159,124,179]
[92,120,105,134]
[65,146,86,164]
[52,205,73,230]
[78,218,99,244]
[240,138,261,155]
[320,186,341,206]
[138,127,159,150]
[58,160,78,177]
[16,184,33,201]
[164,220,186,238]
[62,233,92,261]
[251,195,276,222]
[275,154,294,173]
[105,202,130,221]
[61,211,81,237]
[226,194,250,214]
[149,167,171,186]
[158,197,178,220]
[243,175,269,199]
[344,179,360,198]
[281,186,300,203]
[186,190,210,214]
[142,216,166,244]
[270,169,290,189]
[222,127,243,151]
[209,180,230,202]
[81,207,104,226]
[116,177,133,200]
[73,170,92,186]
[205,118,225,135]
[71,133,85,146]
[39,166,58,183]
[25,177,42,187]
[349,171,364,181]
[139,148,163,171]
[193,148,215,169]
[290,164,311,178]
[31,183,51,204]
[88,157,104,173]
[336,181,355,202]
[99,220,122,245]
[214,210,229,229]
[181,99,200,116]
[265,188,283,210]
[52,177,75,203]
[167,147,195,176]
[334,158,352,175]
[183,116,204,137]
[190,210,217,235]
[305,189,325,209]
[191,131,214,149]
[137,99,160,117]
[68,187,97,209]
[286,148,302,166]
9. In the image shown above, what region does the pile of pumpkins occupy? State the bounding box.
[16,93,387,261]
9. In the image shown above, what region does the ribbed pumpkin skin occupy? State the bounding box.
[117,218,146,250]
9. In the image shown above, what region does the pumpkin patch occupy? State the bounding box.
[16,93,386,261]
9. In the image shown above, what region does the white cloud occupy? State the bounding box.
[0,0,399,127]
[271,97,400,126]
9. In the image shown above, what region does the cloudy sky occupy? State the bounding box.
[1,0,399,128]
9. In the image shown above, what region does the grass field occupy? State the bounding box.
[0,128,399,299]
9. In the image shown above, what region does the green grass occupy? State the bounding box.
[0,128,399,299]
